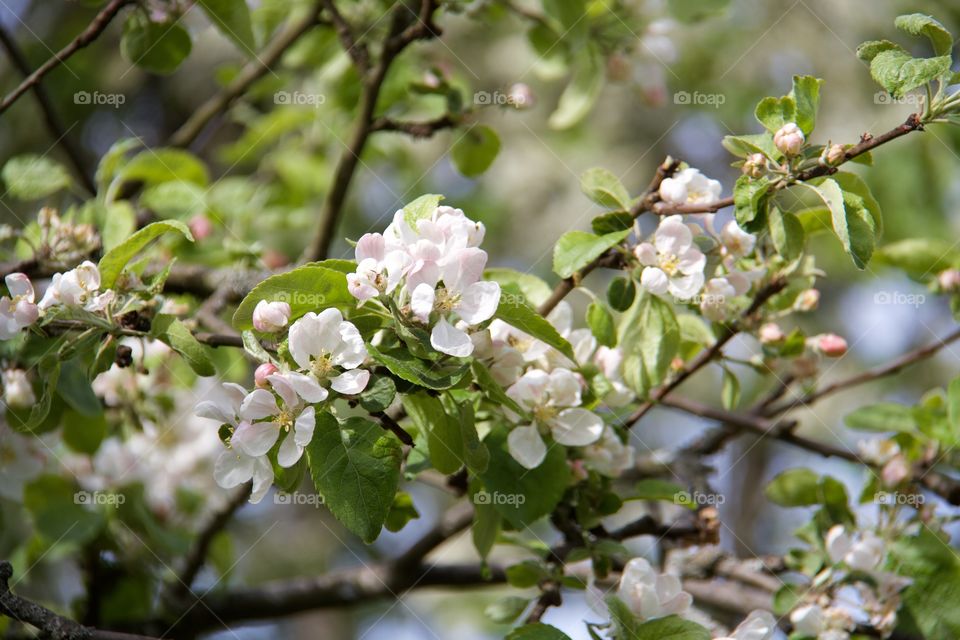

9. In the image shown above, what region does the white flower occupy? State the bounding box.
[774,122,805,156]
[635,215,706,299]
[2,369,35,409]
[581,426,634,477]
[716,610,777,640]
[658,168,722,206]
[857,439,900,466]
[505,368,604,469]
[0,273,39,339]
[790,604,825,637]
[232,373,317,468]
[471,329,525,386]
[700,277,738,321]
[544,302,598,368]
[616,557,692,621]
[0,424,44,501]
[214,445,275,504]
[346,232,413,301]
[720,220,756,257]
[288,309,370,398]
[825,525,884,572]
[410,247,500,357]
[252,300,291,333]
[594,346,634,407]
[38,261,113,312]
[489,319,552,364]
[195,382,250,425]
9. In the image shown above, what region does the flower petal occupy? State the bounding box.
[232,420,280,457]
[507,424,547,469]
[550,408,604,446]
[294,406,316,447]
[330,369,370,395]
[249,456,275,503]
[240,388,278,420]
[277,432,303,467]
[457,281,500,325]
[410,283,436,323]
[640,267,669,295]
[430,316,474,357]
[285,371,329,403]
[214,449,254,488]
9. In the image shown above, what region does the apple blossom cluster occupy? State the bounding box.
[197,308,370,503]
[346,205,501,357]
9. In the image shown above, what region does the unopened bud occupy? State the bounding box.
[189,215,213,241]
[774,122,805,157]
[881,455,910,487]
[758,322,785,344]
[252,300,291,333]
[795,289,820,312]
[508,83,535,109]
[938,268,960,293]
[820,143,845,166]
[812,333,848,357]
[741,153,766,178]
[255,363,279,388]
[3,369,35,409]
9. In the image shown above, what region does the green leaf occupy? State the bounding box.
[586,300,616,347]
[630,478,687,503]
[23,475,104,545]
[472,498,501,559]
[494,294,576,361]
[62,409,107,455]
[232,264,355,330]
[479,426,571,528]
[591,211,635,235]
[553,229,630,279]
[619,293,680,391]
[633,615,711,640]
[845,402,918,433]
[2,154,71,200]
[57,359,103,417]
[830,172,883,237]
[667,0,730,23]
[384,491,420,533]
[121,12,192,75]
[402,194,443,228]
[358,376,396,413]
[765,469,850,524]
[607,277,636,312]
[140,181,206,219]
[874,238,960,278]
[721,367,740,410]
[949,376,960,431]
[366,344,470,390]
[580,167,632,210]
[721,133,779,160]
[197,0,256,54]
[100,202,137,251]
[150,314,216,376]
[306,414,403,543]
[506,623,573,640]
[506,560,547,587]
[895,13,953,56]
[99,220,194,289]
[484,269,552,308]
[548,47,603,130]
[403,392,463,474]
[767,206,805,261]
[241,330,272,364]
[754,95,796,133]
[867,48,952,97]
[119,148,209,187]
[472,360,526,416]
[857,39,906,63]
[733,175,771,227]
[485,596,530,624]
[451,125,500,177]
[892,529,960,640]
[815,178,874,269]
[790,75,822,136]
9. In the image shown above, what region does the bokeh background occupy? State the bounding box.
[1,0,960,638]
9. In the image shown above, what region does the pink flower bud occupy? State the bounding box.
[569,459,589,482]
[741,153,766,178]
[795,289,820,312]
[507,83,535,109]
[938,268,960,293]
[774,122,805,157]
[759,322,785,344]
[252,300,291,333]
[881,455,910,487]
[254,363,279,388]
[814,333,848,358]
[189,215,213,241]
[820,143,845,166]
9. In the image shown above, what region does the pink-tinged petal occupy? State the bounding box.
[240,388,278,420]
[633,243,658,266]
[214,449,254,488]
[288,310,343,369]
[430,316,474,357]
[383,250,412,292]
[640,267,669,295]
[330,369,370,395]
[654,216,692,255]
[457,281,500,325]
[277,432,303,467]
[294,406,316,447]
[249,456,274,503]
[266,374,299,408]
[410,283,436,323]
[222,383,249,409]
[232,421,280,457]
[285,371,329,403]
[442,247,488,291]
[507,424,547,469]
[550,408,604,446]
[355,232,385,263]
[347,274,379,301]
[5,273,33,300]
[546,369,582,407]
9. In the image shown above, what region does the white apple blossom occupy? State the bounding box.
[346,233,412,301]
[252,300,291,333]
[38,260,113,312]
[658,168,722,206]
[488,319,552,364]
[790,603,854,640]
[234,374,316,468]
[0,273,39,339]
[720,220,756,258]
[288,309,370,398]
[581,426,634,477]
[616,557,693,621]
[635,215,706,299]
[542,301,598,368]
[195,382,249,426]
[2,369,35,409]
[470,329,525,386]
[825,525,885,572]
[214,444,275,504]
[715,610,777,640]
[700,277,738,321]
[505,368,604,469]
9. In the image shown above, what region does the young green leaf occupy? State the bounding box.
[580,167,632,210]
[197,0,256,54]
[121,12,192,75]
[754,95,797,133]
[494,294,577,361]
[232,264,354,330]
[548,48,603,130]
[894,13,953,56]
[553,229,630,279]
[403,392,463,474]
[790,75,822,136]
[1,155,71,200]
[451,125,501,177]
[607,277,636,312]
[366,344,470,390]
[150,314,216,376]
[98,220,194,289]
[586,300,616,347]
[767,206,805,261]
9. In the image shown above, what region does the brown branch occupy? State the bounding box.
[370,114,459,138]
[168,4,324,148]
[322,0,370,73]
[373,410,416,446]
[0,562,159,640]
[0,0,133,116]
[302,0,442,263]
[0,26,95,194]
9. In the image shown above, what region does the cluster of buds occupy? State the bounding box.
[36,208,98,266]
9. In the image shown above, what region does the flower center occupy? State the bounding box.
[311,353,335,379]
[659,254,680,276]
[533,404,558,424]
[278,409,295,431]
[434,287,459,314]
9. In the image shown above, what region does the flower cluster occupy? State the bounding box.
[347,205,501,357]
[197,308,370,503]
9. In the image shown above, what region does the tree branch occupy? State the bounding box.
[370,114,459,138]
[0,0,133,116]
